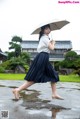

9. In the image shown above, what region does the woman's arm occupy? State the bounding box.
[48,40,55,50]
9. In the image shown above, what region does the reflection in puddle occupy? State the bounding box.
[51,108,63,119]
[20,89,66,109]
[0,85,5,87]
[0,85,18,89]
[58,86,80,91]
[19,89,68,119]
[8,86,18,88]
[25,108,64,118]
[24,108,65,119]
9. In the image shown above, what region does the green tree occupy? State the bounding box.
[11,36,22,43]
[7,51,15,59]
[9,36,22,57]
[8,57,25,70]
[74,58,80,68]
[73,58,80,76]
[21,52,30,63]
[60,51,78,68]
[58,51,80,76]
[65,51,78,61]
[0,36,31,73]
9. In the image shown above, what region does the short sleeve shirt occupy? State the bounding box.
[37,34,51,53]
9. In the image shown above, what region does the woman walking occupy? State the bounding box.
[12,24,63,100]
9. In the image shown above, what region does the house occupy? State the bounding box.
[21,40,72,63]
[0,49,7,63]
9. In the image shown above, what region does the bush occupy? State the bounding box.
[54,61,60,70]
[0,66,5,73]
[21,52,30,63]
[23,65,29,73]
[73,69,80,76]
[0,52,31,72]
[8,57,25,70]
[0,60,10,70]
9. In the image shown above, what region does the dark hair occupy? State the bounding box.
[39,24,50,40]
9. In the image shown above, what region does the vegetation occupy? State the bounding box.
[54,51,80,76]
[0,74,80,82]
[9,36,22,58]
[0,36,30,73]
[0,73,25,80]
[0,36,80,83]
[0,67,5,73]
[60,74,80,82]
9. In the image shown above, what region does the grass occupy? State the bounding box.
[0,73,80,82]
[0,73,25,80]
[60,75,80,83]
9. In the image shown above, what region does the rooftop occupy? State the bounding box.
[21,40,72,49]
[0,51,7,57]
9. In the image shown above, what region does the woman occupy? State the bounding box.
[12,24,63,100]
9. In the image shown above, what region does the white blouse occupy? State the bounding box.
[37,34,52,53]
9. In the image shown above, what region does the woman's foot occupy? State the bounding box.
[12,88,20,100]
[52,94,64,100]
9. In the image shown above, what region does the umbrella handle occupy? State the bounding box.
[49,33,54,41]
[49,33,52,40]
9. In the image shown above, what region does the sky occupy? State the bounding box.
[0,0,80,53]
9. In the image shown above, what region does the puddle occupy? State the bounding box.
[51,108,63,118]
[0,81,80,119]
[0,84,18,88]
[20,89,68,110]
[8,86,18,89]
[0,85,5,87]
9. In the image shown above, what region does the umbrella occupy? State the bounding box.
[31,20,70,34]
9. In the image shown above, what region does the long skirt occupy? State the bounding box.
[24,52,59,83]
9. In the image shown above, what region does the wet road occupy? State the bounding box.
[0,80,80,119]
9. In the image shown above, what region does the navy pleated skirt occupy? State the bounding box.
[24,52,59,83]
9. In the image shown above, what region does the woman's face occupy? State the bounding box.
[44,27,51,35]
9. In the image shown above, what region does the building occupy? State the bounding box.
[0,49,7,63]
[21,40,72,63]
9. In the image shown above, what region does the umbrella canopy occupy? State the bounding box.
[31,20,70,34]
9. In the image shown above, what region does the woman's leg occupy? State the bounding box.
[51,82,64,100]
[12,81,35,99]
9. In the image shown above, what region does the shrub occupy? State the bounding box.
[73,69,80,76]
[23,65,29,73]
[0,66,5,73]
[0,60,10,70]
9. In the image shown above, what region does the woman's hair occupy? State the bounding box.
[39,24,50,40]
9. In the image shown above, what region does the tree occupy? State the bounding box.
[9,36,22,57]
[11,36,22,43]
[58,50,80,76]
[61,51,78,68]
[74,58,80,69]
[21,52,30,63]
[65,51,78,61]
[7,51,15,60]
[0,36,31,73]
[73,58,80,76]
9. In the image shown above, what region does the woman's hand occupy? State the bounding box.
[48,40,56,50]
[50,40,56,45]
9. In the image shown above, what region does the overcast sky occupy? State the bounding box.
[0,0,80,53]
